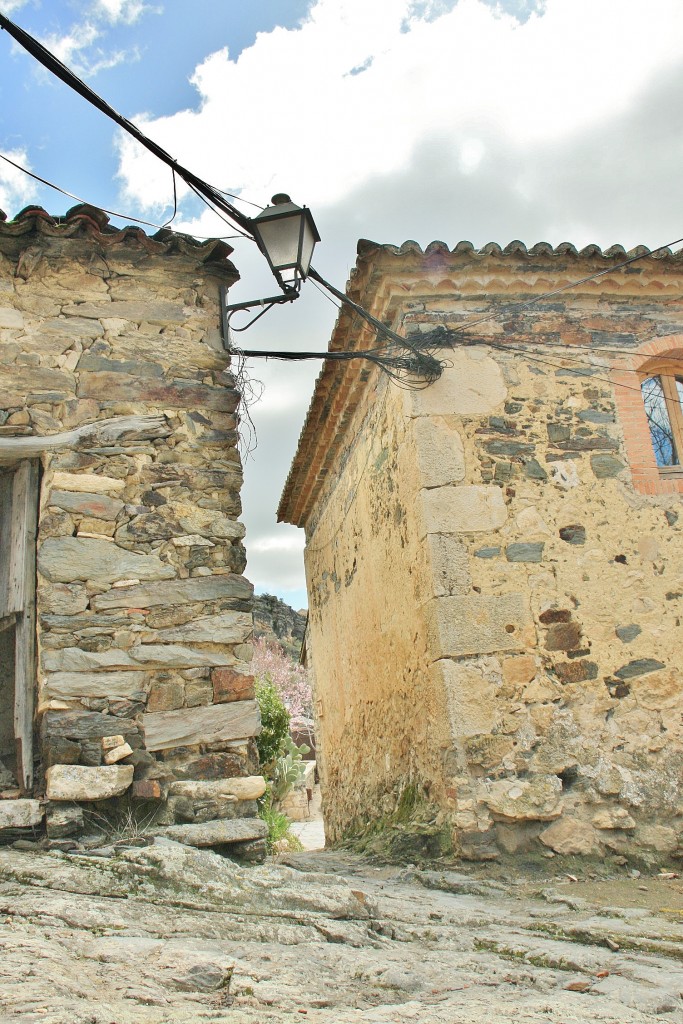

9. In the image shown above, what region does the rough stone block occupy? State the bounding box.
[143,700,260,752]
[102,735,125,751]
[502,655,536,687]
[168,777,266,802]
[212,668,255,703]
[428,593,530,658]
[544,621,582,651]
[484,776,562,822]
[38,537,176,585]
[161,816,268,847]
[152,610,252,645]
[44,672,149,700]
[590,454,625,478]
[616,624,641,643]
[132,780,162,800]
[615,658,666,680]
[40,583,89,615]
[91,573,253,610]
[42,710,137,740]
[46,764,134,801]
[103,742,133,765]
[554,660,598,684]
[46,802,84,838]
[49,490,124,521]
[592,807,636,830]
[539,816,602,855]
[171,752,249,780]
[0,799,43,830]
[51,472,126,494]
[559,524,586,545]
[420,484,507,537]
[506,542,544,563]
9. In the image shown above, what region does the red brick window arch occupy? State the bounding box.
[613,341,683,495]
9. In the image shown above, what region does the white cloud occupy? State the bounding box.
[0,148,38,214]
[95,0,159,25]
[116,0,683,214]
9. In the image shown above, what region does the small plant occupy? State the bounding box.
[84,799,160,847]
[271,735,310,803]
[258,788,304,854]
[255,677,291,771]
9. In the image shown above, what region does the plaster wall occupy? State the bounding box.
[304,376,453,848]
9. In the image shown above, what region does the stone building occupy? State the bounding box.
[279,238,683,864]
[0,203,265,853]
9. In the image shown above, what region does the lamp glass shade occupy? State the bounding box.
[252,197,320,287]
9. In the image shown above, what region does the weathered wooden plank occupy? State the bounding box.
[0,415,171,459]
[13,460,38,793]
[0,470,14,617]
[143,700,260,752]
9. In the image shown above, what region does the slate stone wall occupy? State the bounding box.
[0,205,264,850]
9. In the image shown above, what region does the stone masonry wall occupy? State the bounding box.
[0,205,265,851]
[291,242,683,866]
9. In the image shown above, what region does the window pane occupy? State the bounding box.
[641,375,678,466]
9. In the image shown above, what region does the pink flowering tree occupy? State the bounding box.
[252,636,313,720]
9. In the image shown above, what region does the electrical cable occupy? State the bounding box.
[4,11,683,391]
[0,11,255,238]
[0,150,249,240]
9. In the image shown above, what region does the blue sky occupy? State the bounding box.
[2,0,683,608]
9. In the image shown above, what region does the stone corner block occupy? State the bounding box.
[46,764,134,801]
[412,417,466,488]
[420,484,507,538]
[407,349,507,417]
[427,592,531,659]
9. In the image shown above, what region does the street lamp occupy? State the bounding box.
[251,194,320,293]
[221,194,321,339]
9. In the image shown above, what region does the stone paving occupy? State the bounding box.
[0,841,682,1023]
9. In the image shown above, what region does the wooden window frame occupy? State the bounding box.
[638,364,683,479]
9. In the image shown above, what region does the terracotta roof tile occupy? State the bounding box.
[0,203,237,272]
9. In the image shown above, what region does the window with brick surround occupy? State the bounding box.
[640,365,683,475]
[612,342,683,495]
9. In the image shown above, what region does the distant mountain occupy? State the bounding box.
[254,594,307,661]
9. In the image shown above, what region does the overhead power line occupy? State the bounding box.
[0,11,255,240]
[0,150,247,240]
[3,10,683,393]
